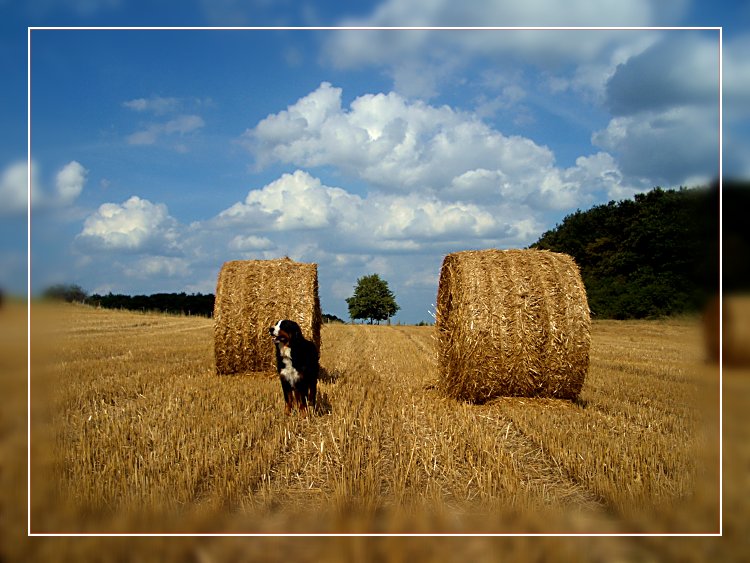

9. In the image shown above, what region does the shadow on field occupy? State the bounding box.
[314,391,333,416]
[572,396,589,408]
[318,365,339,383]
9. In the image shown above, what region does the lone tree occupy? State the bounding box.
[42,283,88,303]
[346,274,400,324]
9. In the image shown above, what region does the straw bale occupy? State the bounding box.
[213,258,321,375]
[704,292,750,366]
[435,249,590,402]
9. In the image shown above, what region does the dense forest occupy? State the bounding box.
[531,186,719,319]
[86,292,215,317]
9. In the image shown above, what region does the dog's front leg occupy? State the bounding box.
[308,380,317,412]
[294,388,308,417]
[281,379,293,415]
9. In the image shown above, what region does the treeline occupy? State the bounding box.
[42,284,216,317]
[43,285,352,321]
[87,292,216,317]
[531,185,721,319]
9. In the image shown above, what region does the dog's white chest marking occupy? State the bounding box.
[279,345,300,385]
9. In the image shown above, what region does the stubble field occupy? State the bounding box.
[5,301,745,561]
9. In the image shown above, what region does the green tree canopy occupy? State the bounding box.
[42,283,88,303]
[531,186,711,319]
[346,274,400,324]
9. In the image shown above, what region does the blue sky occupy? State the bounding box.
[2,1,749,323]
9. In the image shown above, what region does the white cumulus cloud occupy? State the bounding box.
[1,159,86,215]
[244,83,636,210]
[216,169,361,231]
[246,84,548,194]
[366,192,499,243]
[211,170,536,254]
[77,195,180,252]
[0,161,31,216]
[55,160,88,205]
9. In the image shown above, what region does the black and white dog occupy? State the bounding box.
[269,319,319,415]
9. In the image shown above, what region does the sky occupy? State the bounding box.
[2,0,749,323]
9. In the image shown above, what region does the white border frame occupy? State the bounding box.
[27,25,724,538]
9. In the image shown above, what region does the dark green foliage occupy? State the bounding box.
[531,187,713,319]
[45,286,348,322]
[720,180,750,293]
[87,292,215,317]
[346,273,400,324]
[43,283,88,303]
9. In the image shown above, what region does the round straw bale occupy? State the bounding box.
[435,249,590,402]
[213,258,322,375]
[704,292,750,366]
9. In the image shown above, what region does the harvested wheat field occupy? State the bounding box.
[12,303,746,561]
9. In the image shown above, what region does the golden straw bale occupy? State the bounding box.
[435,249,590,402]
[704,292,750,366]
[213,258,321,375]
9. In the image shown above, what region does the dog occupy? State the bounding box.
[269,319,319,415]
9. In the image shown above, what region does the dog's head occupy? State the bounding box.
[269,319,303,347]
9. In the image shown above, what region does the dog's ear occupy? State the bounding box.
[290,321,303,341]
